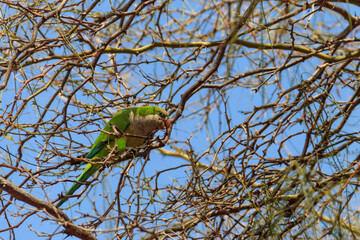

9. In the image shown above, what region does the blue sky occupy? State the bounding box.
[1,0,360,239]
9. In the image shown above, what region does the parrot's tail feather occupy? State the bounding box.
[56,163,101,208]
[56,198,67,208]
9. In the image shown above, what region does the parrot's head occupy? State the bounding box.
[129,106,171,136]
[156,107,171,130]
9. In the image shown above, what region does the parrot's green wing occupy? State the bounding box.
[56,109,133,208]
[85,141,106,159]
[86,108,132,159]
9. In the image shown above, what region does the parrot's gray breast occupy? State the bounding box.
[125,111,162,147]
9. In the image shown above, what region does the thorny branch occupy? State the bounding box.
[1,0,360,239]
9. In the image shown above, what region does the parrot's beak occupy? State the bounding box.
[159,118,171,130]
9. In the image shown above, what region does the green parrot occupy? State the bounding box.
[56,106,170,208]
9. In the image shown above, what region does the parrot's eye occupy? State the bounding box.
[158,111,167,119]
